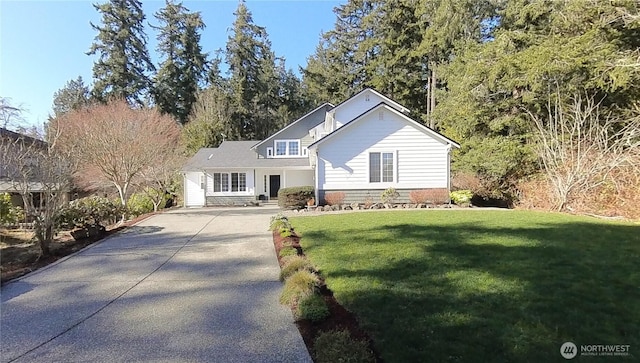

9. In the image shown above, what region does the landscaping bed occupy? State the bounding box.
[289,210,640,362]
[271,215,381,362]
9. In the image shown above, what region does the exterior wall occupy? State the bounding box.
[184,172,205,207]
[316,109,450,191]
[318,188,450,205]
[255,105,330,158]
[284,170,314,188]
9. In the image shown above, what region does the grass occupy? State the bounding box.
[291,210,640,363]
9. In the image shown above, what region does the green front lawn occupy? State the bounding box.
[291,210,640,362]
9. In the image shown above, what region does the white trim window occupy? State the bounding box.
[369,152,395,183]
[274,139,301,157]
[213,172,246,192]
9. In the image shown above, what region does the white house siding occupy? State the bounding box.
[317,110,449,191]
[184,171,205,207]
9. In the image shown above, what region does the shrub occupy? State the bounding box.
[0,193,24,226]
[127,192,155,217]
[57,196,124,230]
[324,191,346,206]
[409,188,450,204]
[296,293,330,322]
[313,330,375,363]
[380,187,400,204]
[280,255,315,281]
[278,246,298,259]
[269,213,291,231]
[279,227,294,238]
[279,269,320,306]
[278,186,314,209]
[450,190,473,205]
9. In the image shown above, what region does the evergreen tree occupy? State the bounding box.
[303,0,378,105]
[88,0,154,105]
[152,0,209,125]
[302,0,495,124]
[225,1,282,140]
[51,76,91,118]
[435,0,640,200]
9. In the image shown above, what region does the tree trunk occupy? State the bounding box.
[429,63,436,129]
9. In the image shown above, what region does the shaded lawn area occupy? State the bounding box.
[291,210,640,363]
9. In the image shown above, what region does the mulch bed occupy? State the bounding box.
[273,231,383,362]
[0,213,155,285]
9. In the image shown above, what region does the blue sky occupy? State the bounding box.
[0,0,342,127]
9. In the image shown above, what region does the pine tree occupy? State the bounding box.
[302,0,378,105]
[225,1,281,140]
[152,0,209,125]
[51,76,91,118]
[88,0,154,105]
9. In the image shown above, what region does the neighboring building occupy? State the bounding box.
[0,127,50,208]
[182,89,460,207]
[0,128,69,208]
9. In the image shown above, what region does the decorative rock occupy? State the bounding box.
[350,202,359,210]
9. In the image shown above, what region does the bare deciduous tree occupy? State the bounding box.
[525,91,640,210]
[0,128,76,256]
[135,150,184,212]
[51,100,181,210]
[0,97,28,131]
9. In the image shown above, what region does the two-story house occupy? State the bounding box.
[182,89,460,207]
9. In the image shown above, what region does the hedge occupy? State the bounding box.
[277,186,314,209]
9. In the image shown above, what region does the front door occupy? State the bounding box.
[269,175,281,199]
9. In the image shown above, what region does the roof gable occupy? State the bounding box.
[330,88,410,116]
[308,102,460,149]
[252,103,334,149]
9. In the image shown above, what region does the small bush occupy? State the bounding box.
[0,193,24,226]
[279,227,294,238]
[313,330,375,363]
[127,192,155,217]
[269,213,291,231]
[278,246,298,259]
[280,255,314,281]
[450,190,473,205]
[296,293,330,322]
[324,192,346,206]
[58,196,123,230]
[278,186,315,209]
[279,269,319,306]
[409,188,450,204]
[381,187,400,204]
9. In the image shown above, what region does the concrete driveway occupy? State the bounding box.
[1,206,311,363]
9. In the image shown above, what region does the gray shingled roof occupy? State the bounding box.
[182,141,310,171]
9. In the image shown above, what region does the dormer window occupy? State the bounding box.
[274,139,301,157]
